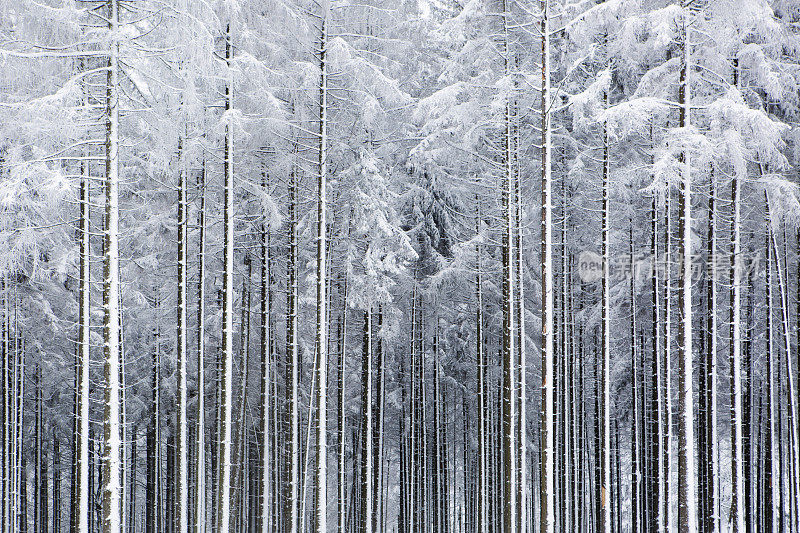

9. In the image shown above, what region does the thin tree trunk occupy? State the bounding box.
[433,331,443,533]
[34,364,42,533]
[75,127,92,533]
[728,116,745,533]
[631,220,640,533]
[539,2,555,531]
[215,20,235,533]
[338,275,348,533]
[676,12,697,533]
[54,429,61,533]
[195,162,207,533]
[101,1,123,530]
[233,268,251,527]
[499,3,517,533]
[600,89,612,533]
[176,137,189,533]
[743,249,754,533]
[514,77,526,533]
[766,224,778,532]
[260,173,271,533]
[360,311,374,533]
[284,116,301,533]
[373,310,385,533]
[315,6,330,533]
[705,168,719,533]
[476,202,487,533]
[663,189,674,533]
[651,194,665,533]
[1,284,8,533]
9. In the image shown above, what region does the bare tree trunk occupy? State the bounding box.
[676,12,697,533]
[360,311,374,533]
[476,202,487,533]
[1,283,8,533]
[215,20,235,533]
[75,123,92,533]
[338,275,348,533]
[315,7,330,533]
[600,89,612,533]
[34,364,42,533]
[373,310,385,533]
[539,2,555,531]
[260,173,271,533]
[513,64,526,533]
[176,137,189,533]
[663,189,674,533]
[195,163,207,533]
[728,121,745,533]
[101,1,123,530]
[233,267,251,527]
[704,168,719,533]
[499,3,517,532]
[765,222,777,533]
[286,160,300,533]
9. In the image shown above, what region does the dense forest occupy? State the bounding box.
[2,0,800,532]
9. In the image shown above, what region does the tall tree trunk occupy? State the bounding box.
[338,275,348,533]
[476,203,487,533]
[260,173,271,533]
[593,347,601,533]
[539,2,555,531]
[600,89,612,533]
[614,419,621,533]
[1,288,6,533]
[663,190,674,533]
[54,429,62,533]
[742,249,754,533]
[499,3,517,533]
[765,223,778,533]
[651,194,666,533]
[676,12,697,533]
[176,138,189,533]
[75,129,92,533]
[513,68,526,533]
[360,311,374,533]
[705,168,718,533]
[130,429,138,533]
[233,267,251,527]
[373,310,385,533]
[1,285,8,533]
[433,332,442,533]
[101,1,123,530]
[195,163,207,533]
[315,6,330,533]
[631,221,640,533]
[561,177,571,533]
[215,20,235,533]
[286,166,300,533]
[728,116,745,533]
[34,364,42,533]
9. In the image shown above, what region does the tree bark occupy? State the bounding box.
[176,137,189,533]
[539,2,555,531]
[195,162,207,533]
[101,1,123,530]
[215,20,235,533]
[315,7,330,533]
[360,311,374,533]
[676,12,697,533]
